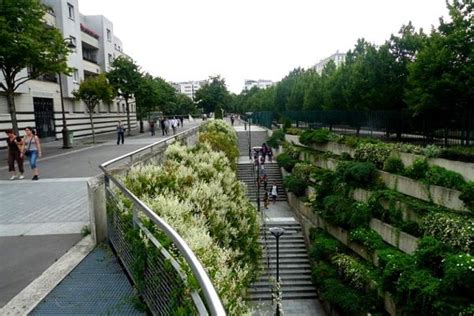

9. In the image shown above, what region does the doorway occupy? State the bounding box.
[33,97,56,140]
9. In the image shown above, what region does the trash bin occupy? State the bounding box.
[67,131,74,147]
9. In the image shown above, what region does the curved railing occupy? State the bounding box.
[99,126,226,316]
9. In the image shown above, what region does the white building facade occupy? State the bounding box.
[0,0,136,148]
[173,80,208,100]
[243,79,274,91]
[314,51,346,74]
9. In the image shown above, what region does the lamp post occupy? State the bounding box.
[59,38,76,149]
[269,227,285,316]
[255,147,261,214]
[248,117,252,159]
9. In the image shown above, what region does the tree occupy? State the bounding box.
[0,0,70,134]
[194,76,231,114]
[107,55,142,135]
[73,74,114,144]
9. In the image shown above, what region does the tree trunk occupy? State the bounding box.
[6,92,19,135]
[125,98,131,136]
[89,110,96,144]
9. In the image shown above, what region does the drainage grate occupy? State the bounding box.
[30,246,144,315]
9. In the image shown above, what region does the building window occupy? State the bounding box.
[117,102,121,113]
[73,69,79,82]
[67,3,74,20]
[106,29,111,42]
[108,53,113,63]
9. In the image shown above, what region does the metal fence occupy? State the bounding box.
[100,126,226,316]
[251,110,474,146]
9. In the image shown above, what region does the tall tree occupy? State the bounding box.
[0,0,70,134]
[107,56,142,135]
[194,76,231,114]
[73,74,114,144]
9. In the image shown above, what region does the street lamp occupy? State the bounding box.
[269,226,285,316]
[59,38,76,149]
[253,146,262,214]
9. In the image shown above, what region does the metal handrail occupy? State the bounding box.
[100,125,226,316]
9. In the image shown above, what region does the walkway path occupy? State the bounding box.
[0,120,201,309]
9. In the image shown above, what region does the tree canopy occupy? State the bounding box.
[194,76,231,114]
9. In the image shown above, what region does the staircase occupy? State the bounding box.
[248,222,317,301]
[237,163,287,202]
[237,130,268,156]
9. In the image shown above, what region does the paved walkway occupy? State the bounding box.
[0,120,200,309]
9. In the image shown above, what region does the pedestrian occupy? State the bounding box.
[230,114,235,126]
[263,191,269,209]
[171,117,177,135]
[267,147,273,162]
[263,174,268,191]
[261,143,269,159]
[164,119,170,135]
[180,116,184,127]
[271,183,278,204]
[23,127,42,181]
[5,129,24,180]
[116,121,125,145]
[149,121,155,136]
[160,118,166,136]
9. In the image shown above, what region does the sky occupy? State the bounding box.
[78,0,450,93]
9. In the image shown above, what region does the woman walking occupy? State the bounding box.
[23,127,42,181]
[271,183,278,204]
[116,121,125,145]
[5,129,24,180]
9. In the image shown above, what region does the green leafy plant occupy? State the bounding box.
[354,142,392,168]
[425,165,465,190]
[283,175,307,196]
[292,162,319,182]
[299,128,331,145]
[349,227,385,252]
[383,156,405,174]
[337,161,378,188]
[460,181,474,209]
[414,236,451,276]
[276,152,298,172]
[439,146,474,163]
[285,127,303,135]
[404,158,429,180]
[309,228,345,261]
[267,129,285,148]
[423,144,442,158]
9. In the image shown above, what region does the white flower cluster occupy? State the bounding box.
[124,141,261,314]
[199,119,238,144]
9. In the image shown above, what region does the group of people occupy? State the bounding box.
[155,117,184,136]
[253,143,277,209]
[5,127,42,181]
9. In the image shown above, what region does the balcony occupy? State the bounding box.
[83,59,100,76]
[81,25,100,48]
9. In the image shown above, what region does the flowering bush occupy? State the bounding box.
[332,253,377,290]
[421,212,474,253]
[198,119,239,168]
[354,142,392,168]
[292,162,319,182]
[124,142,261,314]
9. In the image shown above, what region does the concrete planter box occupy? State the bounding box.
[285,134,303,146]
[370,219,419,254]
[400,152,474,182]
[378,170,469,212]
[309,142,355,157]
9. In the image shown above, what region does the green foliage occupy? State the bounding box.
[354,142,392,168]
[415,236,452,275]
[194,76,231,114]
[383,156,405,174]
[283,175,307,196]
[425,165,465,190]
[214,106,223,119]
[267,129,285,148]
[276,152,298,172]
[421,212,474,253]
[292,162,319,182]
[299,129,331,145]
[349,227,385,252]
[321,195,371,229]
[285,127,302,135]
[440,146,474,163]
[404,158,429,180]
[309,228,344,261]
[460,182,474,209]
[336,161,378,188]
[442,253,474,295]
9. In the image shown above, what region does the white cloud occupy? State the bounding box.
[78,0,449,93]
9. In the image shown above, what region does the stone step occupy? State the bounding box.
[251,279,314,288]
[255,274,313,283]
[248,291,318,301]
[259,258,310,266]
[261,263,311,271]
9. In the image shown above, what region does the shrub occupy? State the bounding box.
[309,229,344,261]
[354,142,392,168]
[442,253,474,295]
[337,161,378,188]
[283,175,307,196]
[439,146,474,163]
[377,248,414,293]
[285,127,302,135]
[322,195,371,229]
[404,158,429,180]
[267,129,285,148]
[383,156,405,174]
[299,129,331,145]
[292,162,318,182]
[199,132,239,169]
[423,144,442,158]
[349,227,385,252]
[276,152,298,172]
[280,117,292,130]
[460,181,474,209]
[425,165,465,190]
[414,236,451,275]
[214,106,223,119]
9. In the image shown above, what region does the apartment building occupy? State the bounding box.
[173,80,208,100]
[0,0,136,148]
[314,51,346,74]
[243,79,274,91]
